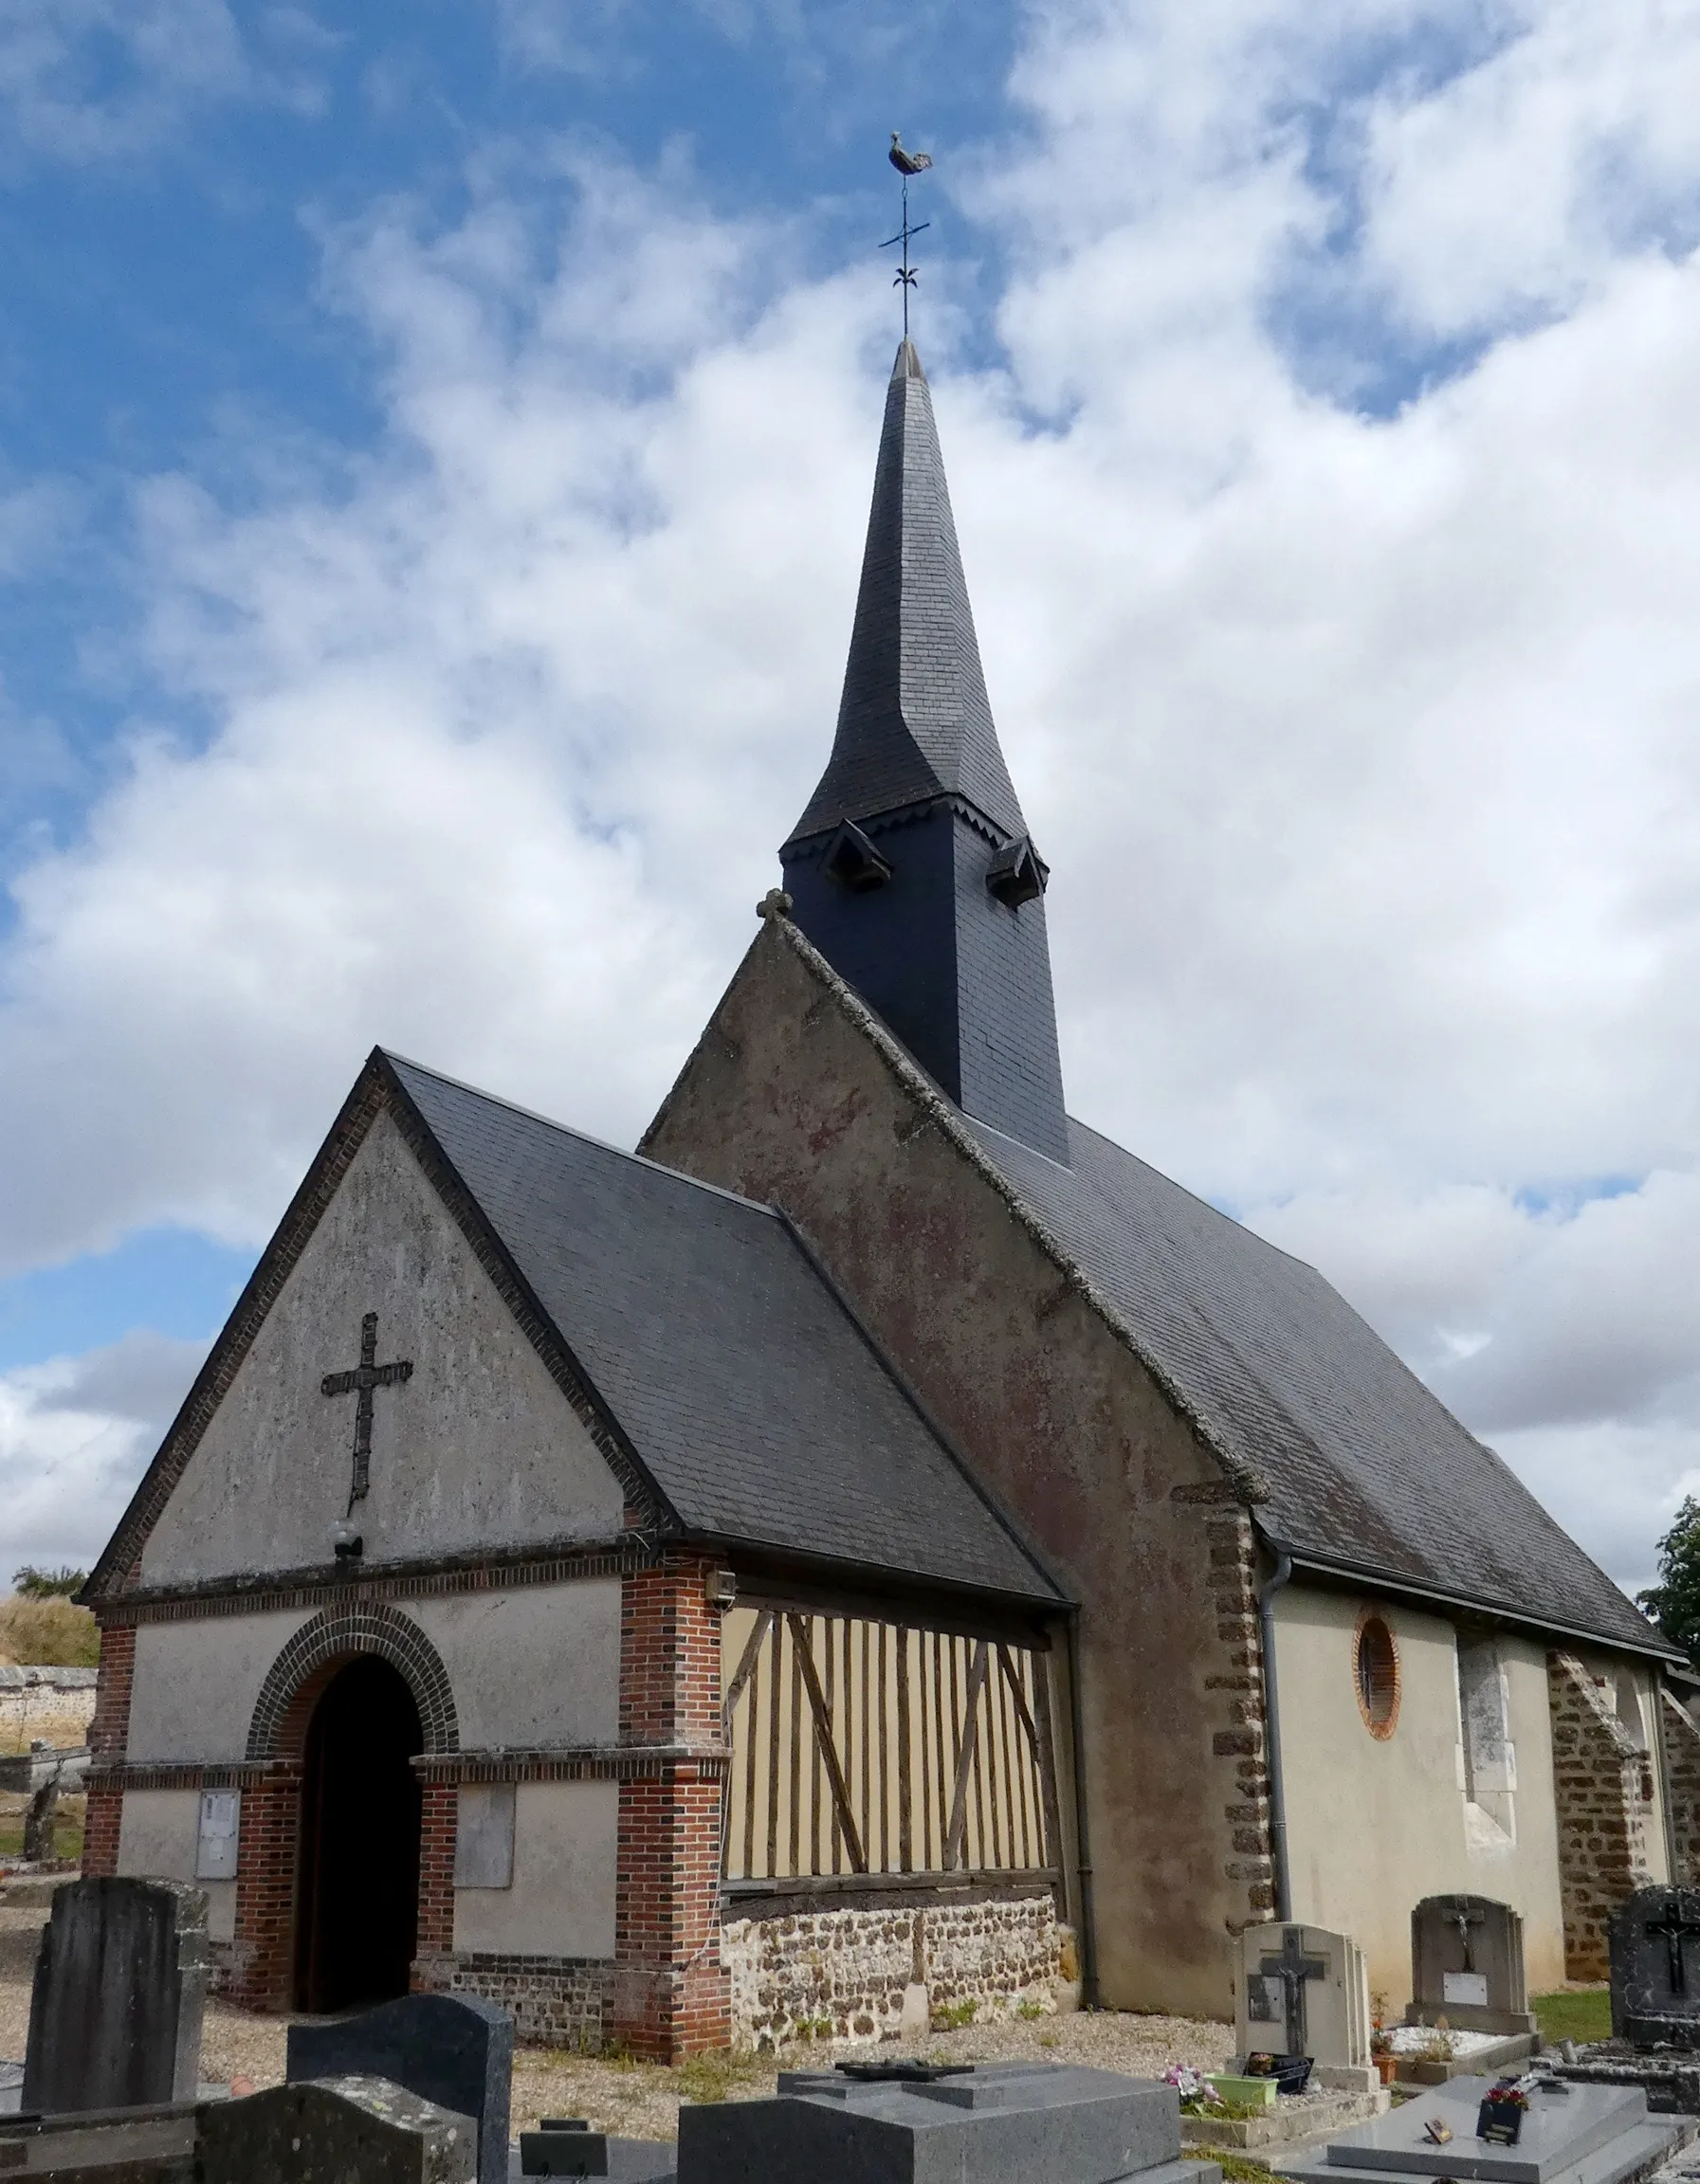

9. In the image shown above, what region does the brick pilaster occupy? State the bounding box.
[612,1557,730,2059]
[80,1620,137,1878]
[227,1764,304,2011]
[412,1784,459,1980]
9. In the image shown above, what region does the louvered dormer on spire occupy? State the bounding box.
[780,341,1069,1163]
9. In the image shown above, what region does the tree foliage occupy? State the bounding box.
[0,1595,100,1667]
[1637,1497,1700,1664]
[11,1566,86,1600]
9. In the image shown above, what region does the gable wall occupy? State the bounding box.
[139,1110,626,1588]
[643,921,1268,2016]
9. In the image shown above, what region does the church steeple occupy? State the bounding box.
[780,342,1070,1165]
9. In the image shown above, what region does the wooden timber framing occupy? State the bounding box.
[720,1602,1056,1886]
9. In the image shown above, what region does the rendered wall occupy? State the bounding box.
[1272,1587,1567,2004]
[411,1583,620,1750]
[643,917,1266,2018]
[451,1781,618,1957]
[139,1109,625,1587]
[116,1786,236,1941]
[128,1611,313,1763]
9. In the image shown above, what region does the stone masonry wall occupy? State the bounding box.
[1664,1690,1700,1886]
[0,1667,98,1756]
[415,1953,616,2048]
[722,1894,1064,2051]
[1547,1652,1656,1978]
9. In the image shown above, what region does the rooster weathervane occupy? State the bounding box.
[883,132,933,341]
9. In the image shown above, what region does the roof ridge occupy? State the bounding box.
[381,1050,782,1221]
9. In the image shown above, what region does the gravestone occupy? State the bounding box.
[287,1992,511,2184]
[1407,1894,1536,2036]
[1237,1923,1371,2070]
[677,2058,1216,2184]
[1610,1885,1700,2049]
[21,1875,209,2114]
[1277,2070,1684,2184]
[202,2075,475,2184]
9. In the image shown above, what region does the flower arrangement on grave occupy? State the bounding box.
[1164,2066,1220,2114]
[1476,2074,1532,2146]
[1369,1993,1391,2056]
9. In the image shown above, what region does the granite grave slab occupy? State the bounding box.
[1408,1897,1536,2039]
[1276,2073,1686,2184]
[203,2076,475,2184]
[288,1992,512,2184]
[677,2058,1217,2184]
[21,1877,209,2115]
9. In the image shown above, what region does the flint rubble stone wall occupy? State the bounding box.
[722,1894,1064,2050]
[1547,1652,1655,1979]
[414,1952,615,2049]
[0,1667,98,1756]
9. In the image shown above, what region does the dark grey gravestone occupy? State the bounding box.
[1609,1886,1700,2049]
[288,1992,512,2184]
[1275,2072,1683,2184]
[21,1876,209,2115]
[677,2060,1214,2184]
[202,2075,475,2184]
[1407,1895,1536,2036]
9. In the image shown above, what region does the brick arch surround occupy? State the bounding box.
[246,1603,459,1760]
[227,1604,459,2012]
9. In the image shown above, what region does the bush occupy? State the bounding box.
[0,1594,101,1667]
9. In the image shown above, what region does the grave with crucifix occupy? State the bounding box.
[1610,1886,1700,2049]
[1407,1895,1537,2040]
[1235,1924,1374,2080]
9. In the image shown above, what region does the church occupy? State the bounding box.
[80,336,1700,2059]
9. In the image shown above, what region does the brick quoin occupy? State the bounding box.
[80,1620,137,1879]
[227,1767,304,2011]
[412,1783,459,1980]
[613,1557,731,2060]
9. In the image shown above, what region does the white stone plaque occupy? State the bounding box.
[1442,1970,1489,2007]
[455,1782,516,1889]
[195,1790,240,1880]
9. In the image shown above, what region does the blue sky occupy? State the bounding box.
[5,0,1700,1592]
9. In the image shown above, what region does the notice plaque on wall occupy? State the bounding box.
[196,1790,241,1880]
[1442,1971,1490,2007]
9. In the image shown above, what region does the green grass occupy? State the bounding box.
[1533,1990,1611,2046]
[0,1814,83,1862]
[1184,2150,1271,2180]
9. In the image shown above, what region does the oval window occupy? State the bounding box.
[1355,1612,1399,1738]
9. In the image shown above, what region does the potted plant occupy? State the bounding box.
[1370,1993,1396,2086]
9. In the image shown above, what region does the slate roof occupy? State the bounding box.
[961,1111,1667,1654]
[785,343,1026,846]
[389,1055,1061,1606]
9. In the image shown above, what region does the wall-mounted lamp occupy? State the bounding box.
[329,1519,364,1560]
[704,1569,738,1610]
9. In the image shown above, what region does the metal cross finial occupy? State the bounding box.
[1258,1926,1328,2059]
[320,1311,413,1513]
[1646,1904,1700,1996]
[881,135,933,343]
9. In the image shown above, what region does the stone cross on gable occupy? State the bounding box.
[1258,1927,1328,2059]
[320,1311,412,1507]
[1447,1902,1487,1972]
[1646,1903,1700,1997]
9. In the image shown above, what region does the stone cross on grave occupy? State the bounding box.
[320,1311,412,1507]
[1446,1902,1487,1971]
[1258,1926,1328,2058]
[1646,1903,1700,1997]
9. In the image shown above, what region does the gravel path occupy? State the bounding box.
[0,1901,1233,2142]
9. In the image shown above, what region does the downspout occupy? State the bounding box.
[1257,1546,1295,1922]
[1066,1606,1099,2008]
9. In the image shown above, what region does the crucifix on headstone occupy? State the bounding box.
[1646,1904,1700,1997]
[320,1312,412,1507]
[1447,1902,1487,1973]
[1258,1926,1328,2058]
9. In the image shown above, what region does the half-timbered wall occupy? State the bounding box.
[721,1607,1056,1885]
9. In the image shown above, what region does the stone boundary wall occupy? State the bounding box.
[1664,1691,1700,1886]
[722,1893,1064,2051]
[1547,1652,1655,1979]
[414,1951,615,2048]
[0,1667,98,1757]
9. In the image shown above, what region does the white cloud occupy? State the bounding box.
[6,3,1700,1587]
[0,1333,205,1573]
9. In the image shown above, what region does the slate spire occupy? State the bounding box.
[780,343,1070,1165]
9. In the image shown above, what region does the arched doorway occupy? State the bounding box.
[294,1655,424,2012]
